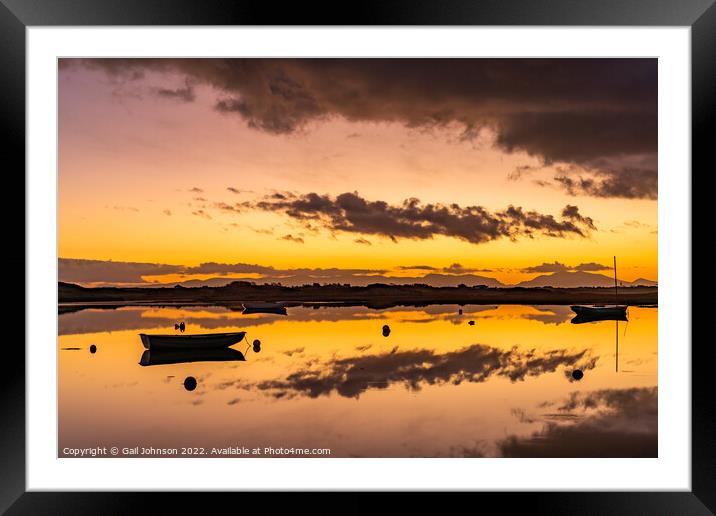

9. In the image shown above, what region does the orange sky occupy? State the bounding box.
[58,59,657,286]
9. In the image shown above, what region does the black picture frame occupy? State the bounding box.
[2,1,708,513]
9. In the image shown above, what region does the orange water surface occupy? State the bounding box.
[58,304,657,457]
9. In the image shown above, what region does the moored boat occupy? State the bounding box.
[570,305,627,317]
[139,331,246,351]
[570,256,629,320]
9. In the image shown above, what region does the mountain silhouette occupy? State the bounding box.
[516,270,657,288]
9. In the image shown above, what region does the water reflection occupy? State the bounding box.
[59,303,570,336]
[571,312,628,324]
[497,387,657,458]
[139,348,246,366]
[58,304,657,458]
[250,343,597,399]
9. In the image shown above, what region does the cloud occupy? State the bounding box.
[498,387,657,457]
[189,187,203,193]
[212,201,241,213]
[521,261,610,273]
[280,234,305,244]
[183,262,275,275]
[227,187,252,194]
[573,262,610,272]
[246,191,596,244]
[62,58,657,199]
[443,263,481,274]
[554,168,657,200]
[398,265,438,271]
[521,261,570,273]
[155,78,196,102]
[162,209,172,216]
[59,258,184,283]
[251,344,597,399]
[191,209,212,219]
[60,258,499,287]
[353,237,372,245]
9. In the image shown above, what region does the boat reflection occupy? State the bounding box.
[241,302,288,316]
[139,348,246,366]
[571,311,627,373]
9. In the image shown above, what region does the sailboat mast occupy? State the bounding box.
[613,256,618,305]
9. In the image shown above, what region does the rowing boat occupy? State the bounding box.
[570,305,627,317]
[138,331,246,351]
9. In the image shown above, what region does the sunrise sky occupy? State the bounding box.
[58,58,657,287]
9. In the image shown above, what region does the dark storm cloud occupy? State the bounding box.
[246,192,596,244]
[252,344,597,399]
[62,58,657,198]
[59,258,184,283]
[498,387,657,457]
[495,111,656,168]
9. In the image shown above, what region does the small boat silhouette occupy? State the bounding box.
[570,256,628,319]
[139,331,246,351]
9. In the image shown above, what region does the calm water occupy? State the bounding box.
[58,304,657,458]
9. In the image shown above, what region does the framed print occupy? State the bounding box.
[3,0,710,513]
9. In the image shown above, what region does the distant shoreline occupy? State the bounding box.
[59,281,657,310]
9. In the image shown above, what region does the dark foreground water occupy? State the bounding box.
[58,304,657,458]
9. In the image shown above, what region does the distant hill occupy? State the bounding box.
[58,280,658,307]
[629,278,658,287]
[76,271,657,289]
[516,271,657,288]
[134,273,505,289]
